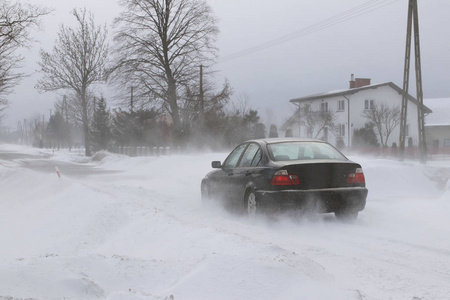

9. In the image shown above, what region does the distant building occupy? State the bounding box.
[282,75,432,148]
[424,98,450,149]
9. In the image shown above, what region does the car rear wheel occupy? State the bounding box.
[245,191,258,217]
[335,210,358,222]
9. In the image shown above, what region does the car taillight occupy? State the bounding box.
[347,168,365,183]
[271,170,301,186]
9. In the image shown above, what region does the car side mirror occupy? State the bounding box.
[211,161,222,168]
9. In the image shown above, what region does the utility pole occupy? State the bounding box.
[399,0,426,163]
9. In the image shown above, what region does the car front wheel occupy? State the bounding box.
[201,182,210,202]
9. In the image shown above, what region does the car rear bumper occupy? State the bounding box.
[255,187,368,213]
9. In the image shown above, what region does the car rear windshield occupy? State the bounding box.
[268,141,347,161]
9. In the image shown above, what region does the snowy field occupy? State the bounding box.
[1,143,450,300]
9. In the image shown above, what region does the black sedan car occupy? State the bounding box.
[201,138,368,221]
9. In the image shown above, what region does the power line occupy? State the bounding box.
[219,0,397,62]
[218,0,399,63]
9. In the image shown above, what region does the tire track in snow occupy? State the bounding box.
[81,180,337,285]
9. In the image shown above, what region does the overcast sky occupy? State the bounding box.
[3,0,450,128]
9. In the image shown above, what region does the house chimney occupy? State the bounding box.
[349,74,356,89]
[349,74,371,89]
[355,78,371,88]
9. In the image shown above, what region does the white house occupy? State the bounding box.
[282,75,432,148]
[424,98,450,149]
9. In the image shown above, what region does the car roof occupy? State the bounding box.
[246,138,326,145]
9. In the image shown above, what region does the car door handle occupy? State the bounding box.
[228,173,234,176]
[245,171,251,176]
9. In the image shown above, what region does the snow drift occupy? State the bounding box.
[1,144,449,300]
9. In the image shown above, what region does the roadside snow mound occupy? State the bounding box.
[353,157,442,201]
[92,150,123,163]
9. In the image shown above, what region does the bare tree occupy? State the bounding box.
[181,77,231,128]
[62,91,96,127]
[0,0,50,112]
[298,105,337,139]
[228,92,253,118]
[28,113,45,147]
[362,102,401,147]
[36,8,108,156]
[110,0,219,141]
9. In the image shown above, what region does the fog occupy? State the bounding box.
[4,0,450,128]
[1,144,449,299]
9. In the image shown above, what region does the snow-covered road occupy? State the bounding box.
[1,144,450,300]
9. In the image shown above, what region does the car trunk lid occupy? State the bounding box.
[279,161,365,190]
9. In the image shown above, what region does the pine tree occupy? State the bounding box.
[352,122,379,149]
[46,111,67,150]
[91,97,111,152]
[254,123,266,139]
[285,128,293,137]
[110,108,163,147]
[269,124,278,138]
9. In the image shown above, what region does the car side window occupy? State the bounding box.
[223,144,247,168]
[238,143,260,167]
[250,148,261,167]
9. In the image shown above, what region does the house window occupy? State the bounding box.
[338,124,346,137]
[338,100,345,111]
[444,139,450,147]
[364,99,375,110]
[321,102,328,112]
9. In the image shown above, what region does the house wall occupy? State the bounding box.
[290,85,421,148]
[425,126,450,148]
[346,86,420,148]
